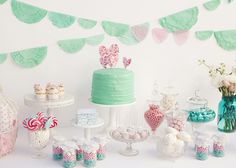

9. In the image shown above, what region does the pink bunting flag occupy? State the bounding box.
[173,31,189,45]
[152,28,169,43]
[131,23,149,41]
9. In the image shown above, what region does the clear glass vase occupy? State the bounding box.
[218,96,236,133]
[28,129,50,158]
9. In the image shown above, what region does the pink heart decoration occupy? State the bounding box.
[123,57,131,69]
[131,23,149,41]
[152,28,169,43]
[173,31,189,45]
[99,44,119,68]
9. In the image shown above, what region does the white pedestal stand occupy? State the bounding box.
[90,100,136,133]
[72,119,104,141]
[24,94,75,137]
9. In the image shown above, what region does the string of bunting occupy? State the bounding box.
[0,0,235,68]
[0,34,105,68]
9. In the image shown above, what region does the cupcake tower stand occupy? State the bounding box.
[90,101,136,133]
[24,94,75,136]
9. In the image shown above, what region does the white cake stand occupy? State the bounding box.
[24,94,75,137]
[24,94,75,116]
[72,119,105,141]
[90,99,136,133]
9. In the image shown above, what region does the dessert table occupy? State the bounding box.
[1,125,236,168]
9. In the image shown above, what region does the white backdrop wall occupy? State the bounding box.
[0,0,236,129]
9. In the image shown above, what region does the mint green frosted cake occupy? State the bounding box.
[91,68,135,105]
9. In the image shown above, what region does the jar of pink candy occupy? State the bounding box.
[82,142,99,167]
[144,82,165,136]
[212,133,226,157]
[62,145,77,168]
[195,136,210,160]
[92,137,109,160]
[72,137,84,161]
[52,136,65,160]
[165,104,186,131]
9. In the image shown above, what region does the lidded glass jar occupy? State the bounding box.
[160,86,179,112]
[144,82,165,136]
[166,104,186,131]
[186,91,216,124]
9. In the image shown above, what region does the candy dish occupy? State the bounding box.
[110,127,149,156]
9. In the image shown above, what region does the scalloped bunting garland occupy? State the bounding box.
[48,12,75,28]
[0,54,7,64]
[102,21,130,37]
[57,38,85,53]
[86,34,104,46]
[0,0,7,4]
[159,7,199,32]
[11,46,47,68]
[214,30,236,51]
[173,31,189,45]
[78,18,97,29]
[11,0,47,24]
[118,29,139,45]
[203,0,221,11]
[152,28,169,43]
[131,23,149,42]
[195,31,213,40]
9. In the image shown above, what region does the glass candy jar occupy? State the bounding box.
[82,142,99,168]
[92,137,109,160]
[52,136,65,160]
[62,141,78,168]
[160,86,179,112]
[166,105,186,131]
[212,134,226,157]
[195,136,210,161]
[144,82,165,136]
[186,91,216,130]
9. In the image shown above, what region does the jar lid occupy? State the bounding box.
[147,81,162,102]
[187,90,208,106]
[161,86,179,96]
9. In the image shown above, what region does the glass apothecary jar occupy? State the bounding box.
[186,91,216,130]
[160,86,179,112]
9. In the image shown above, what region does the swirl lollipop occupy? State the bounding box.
[50,116,58,128]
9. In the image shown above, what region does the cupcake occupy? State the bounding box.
[46,83,52,93]
[34,84,46,100]
[57,84,65,97]
[47,85,59,100]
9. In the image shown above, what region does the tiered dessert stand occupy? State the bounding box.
[90,100,136,133]
[24,94,75,136]
[24,94,75,116]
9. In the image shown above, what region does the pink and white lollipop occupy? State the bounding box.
[50,116,58,128]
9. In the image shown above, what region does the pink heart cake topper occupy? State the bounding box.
[152,28,169,43]
[99,44,119,68]
[123,57,131,69]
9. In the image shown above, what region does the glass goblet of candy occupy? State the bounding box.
[28,128,50,159]
[144,101,165,137]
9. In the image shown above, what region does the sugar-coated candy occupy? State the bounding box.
[163,133,177,145]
